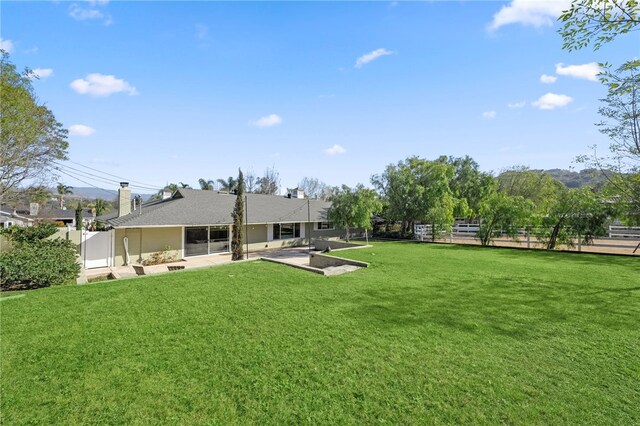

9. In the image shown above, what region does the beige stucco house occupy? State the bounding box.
[102,183,342,266]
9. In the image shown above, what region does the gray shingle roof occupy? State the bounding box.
[106,189,331,228]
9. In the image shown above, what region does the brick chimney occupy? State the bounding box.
[118,182,132,217]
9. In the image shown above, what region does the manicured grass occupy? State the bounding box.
[1,243,639,424]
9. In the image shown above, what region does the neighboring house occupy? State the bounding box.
[0,204,36,228]
[37,207,94,228]
[101,183,342,266]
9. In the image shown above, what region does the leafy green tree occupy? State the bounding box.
[477,193,534,246]
[446,156,497,220]
[328,184,382,242]
[559,0,639,53]
[75,201,83,231]
[534,187,613,250]
[372,157,455,237]
[56,183,73,209]
[497,167,563,213]
[0,51,68,197]
[231,169,245,261]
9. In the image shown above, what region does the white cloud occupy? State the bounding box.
[488,0,570,31]
[0,38,14,53]
[325,144,346,156]
[25,46,39,54]
[540,74,557,84]
[69,2,112,25]
[355,48,394,68]
[555,62,601,81]
[70,73,138,97]
[482,111,497,119]
[69,124,96,136]
[508,101,526,109]
[32,68,54,79]
[532,93,573,110]
[251,114,282,128]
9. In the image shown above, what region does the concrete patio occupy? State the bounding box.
[82,245,369,282]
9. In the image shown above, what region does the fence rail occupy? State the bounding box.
[413,224,640,255]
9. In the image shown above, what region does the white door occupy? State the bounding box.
[82,231,112,269]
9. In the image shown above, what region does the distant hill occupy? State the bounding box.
[58,187,154,201]
[543,168,608,189]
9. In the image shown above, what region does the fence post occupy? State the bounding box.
[577,233,581,252]
[526,231,530,249]
[449,231,453,243]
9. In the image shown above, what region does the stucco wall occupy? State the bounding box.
[114,227,182,265]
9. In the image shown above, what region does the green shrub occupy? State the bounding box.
[0,223,58,244]
[0,239,80,290]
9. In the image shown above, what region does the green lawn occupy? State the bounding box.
[2,243,639,424]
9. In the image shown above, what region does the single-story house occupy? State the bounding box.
[101,183,343,266]
[37,207,94,228]
[0,204,35,228]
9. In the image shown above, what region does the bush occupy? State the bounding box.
[0,239,80,290]
[0,223,57,244]
[142,245,177,266]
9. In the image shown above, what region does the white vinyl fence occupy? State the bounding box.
[414,224,640,255]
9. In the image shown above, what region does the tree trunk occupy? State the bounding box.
[547,223,561,250]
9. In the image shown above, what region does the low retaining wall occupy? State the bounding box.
[313,239,364,251]
[309,253,369,269]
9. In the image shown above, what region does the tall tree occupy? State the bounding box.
[477,193,534,246]
[75,201,83,231]
[298,177,330,199]
[534,187,613,250]
[328,184,382,242]
[231,169,245,261]
[582,63,640,224]
[256,166,280,195]
[245,170,258,193]
[0,51,69,197]
[178,182,191,188]
[198,178,215,191]
[217,176,238,192]
[497,167,563,213]
[446,156,497,221]
[90,198,110,217]
[372,156,455,237]
[56,183,73,209]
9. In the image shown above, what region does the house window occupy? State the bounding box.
[316,222,334,230]
[273,223,300,240]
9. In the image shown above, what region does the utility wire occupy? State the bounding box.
[54,163,160,192]
[60,158,163,189]
[55,169,118,197]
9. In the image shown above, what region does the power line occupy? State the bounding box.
[55,169,118,198]
[53,163,161,192]
[58,159,164,189]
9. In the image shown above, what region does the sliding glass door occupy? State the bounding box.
[184,226,230,257]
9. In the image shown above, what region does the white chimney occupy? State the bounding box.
[118,182,132,217]
[29,203,39,216]
[293,188,305,199]
[162,187,173,200]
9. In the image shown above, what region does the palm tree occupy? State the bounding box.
[217,176,238,192]
[90,198,110,217]
[56,183,73,209]
[198,178,215,191]
[179,182,191,189]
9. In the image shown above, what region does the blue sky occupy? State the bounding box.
[3,0,638,193]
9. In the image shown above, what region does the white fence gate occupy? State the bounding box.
[81,230,113,269]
